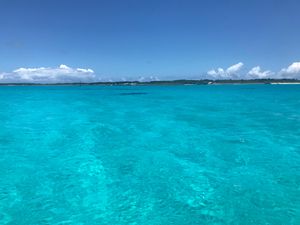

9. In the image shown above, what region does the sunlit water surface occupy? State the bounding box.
[0,85,299,225]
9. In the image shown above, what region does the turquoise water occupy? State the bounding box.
[0,85,300,225]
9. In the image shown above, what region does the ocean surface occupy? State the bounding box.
[0,85,299,225]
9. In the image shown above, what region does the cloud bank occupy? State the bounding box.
[207,61,300,79]
[280,62,300,78]
[1,62,300,83]
[0,64,97,83]
[207,62,244,79]
[247,66,273,79]
[0,64,162,83]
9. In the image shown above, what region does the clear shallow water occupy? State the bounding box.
[0,85,300,225]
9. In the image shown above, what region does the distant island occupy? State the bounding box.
[0,79,300,86]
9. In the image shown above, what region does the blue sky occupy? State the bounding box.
[0,0,300,82]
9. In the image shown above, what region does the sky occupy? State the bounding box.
[0,0,300,82]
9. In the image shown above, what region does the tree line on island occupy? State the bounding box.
[0,79,299,86]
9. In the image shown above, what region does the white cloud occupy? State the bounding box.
[207,68,225,77]
[248,66,273,78]
[207,62,244,79]
[138,76,160,82]
[0,64,97,83]
[280,62,300,78]
[226,62,244,75]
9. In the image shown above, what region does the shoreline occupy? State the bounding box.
[0,80,300,86]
